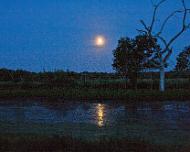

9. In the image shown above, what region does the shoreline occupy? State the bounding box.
[0,88,189,102]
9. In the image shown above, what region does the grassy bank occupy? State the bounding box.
[0,134,189,152]
[0,88,189,101]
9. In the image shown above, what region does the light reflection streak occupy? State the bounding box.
[96,103,105,127]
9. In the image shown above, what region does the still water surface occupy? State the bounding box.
[1,100,190,145]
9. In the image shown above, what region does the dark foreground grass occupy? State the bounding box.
[0,134,189,152]
[0,88,190,102]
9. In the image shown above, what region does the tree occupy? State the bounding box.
[175,46,190,71]
[112,35,158,89]
[138,0,190,91]
[112,37,137,89]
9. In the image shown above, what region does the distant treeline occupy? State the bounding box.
[0,68,119,82]
[0,68,189,90]
[0,68,189,82]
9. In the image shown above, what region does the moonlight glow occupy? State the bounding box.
[94,36,106,47]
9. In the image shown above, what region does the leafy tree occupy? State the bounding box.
[175,46,190,72]
[112,35,158,89]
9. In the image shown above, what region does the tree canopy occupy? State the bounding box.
[175,46,190,72]
[112,34,159,89]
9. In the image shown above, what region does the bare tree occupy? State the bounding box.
[138,0,190,91]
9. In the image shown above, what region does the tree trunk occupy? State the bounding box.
[159,63,165,92]
[130,73,137,90]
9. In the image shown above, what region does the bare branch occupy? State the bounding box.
[166,0,189,49]
[156,10,183,36]
[139,0,170,35]
[138,0,190,66]
[157,0,190,56]
[182,0,187,28]
[140,20,149,31]
[182,0,186,12]
[163,48,172,62]
[149,0,167,32]
[157,35,167,48]
[167,27,186,48]
[136,29,147,34]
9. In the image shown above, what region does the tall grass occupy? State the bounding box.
[78,78,190,90]
[0,77,189,101]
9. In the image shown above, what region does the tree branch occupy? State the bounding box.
[149,0,167,33]
[163,48,172,62]
[156,0,190,56]
[166,0,189,49]
[136,29,147,34]
[140,20,149,31]
[156,10,183,36]
[157,35,167,48]
[138,0,190,66]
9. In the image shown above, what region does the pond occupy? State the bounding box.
[1,100,190,145]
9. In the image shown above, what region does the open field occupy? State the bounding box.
[0,70,189,101]
[0,69,189,90]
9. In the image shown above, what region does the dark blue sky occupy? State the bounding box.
[0,0,189,72]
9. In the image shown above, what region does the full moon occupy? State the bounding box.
[94,35,106,47]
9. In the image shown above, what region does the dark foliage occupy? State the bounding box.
[112,35,159,89]
[175,46,190,72]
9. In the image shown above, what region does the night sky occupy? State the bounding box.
[0,0,190,72]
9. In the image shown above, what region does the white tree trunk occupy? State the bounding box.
[159,63,165,92]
